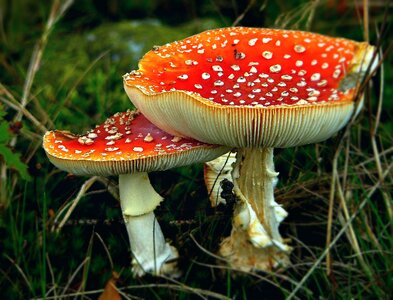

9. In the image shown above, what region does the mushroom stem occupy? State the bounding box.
[219,148,291,271]
[119,173,179,277]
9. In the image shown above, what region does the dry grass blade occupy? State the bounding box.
[274,0,320,30]
[52,176,98,233]
[153,277,231,300]
[325,146,339,275]
[287,162,393,300]
[232,0,256,26]
[10,0,73,147]
[95,233,114,270]
[4,254,34,295]
[60,256,90,298]
[189,233,229,262]
[36,282,230,300]
[335,178,371,276]
[45,254,58,299]
[0,83,48,133]
[190,259,310,299]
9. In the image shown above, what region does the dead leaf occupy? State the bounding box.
[98,271,121,300]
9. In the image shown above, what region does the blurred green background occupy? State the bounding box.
[0,0,392,299]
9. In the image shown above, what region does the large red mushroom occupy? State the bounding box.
[123,27,376,271]
[43,110,228,276]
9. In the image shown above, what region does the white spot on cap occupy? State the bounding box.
[248,38,258,46]
[202,72,211,80]
[133,147,143,152]
[262,51,273,59]
[246,67,256,75]
[105,147,119,152]
[294,45,306,53]
[307,96,318,101]
[178,74,188,80]
[298,70,307,76]
[262,38,272,43]
[333,69,341,78]
[296,99,309,105]
[269,64,282,73]
[78,137,94,145]
[317,79,328,87]
[144,133,154,142]
[311,73,321,81]
[295,60,303,67]
[231,65,240,71]
[194,84,202,89]
[214,80,224,86]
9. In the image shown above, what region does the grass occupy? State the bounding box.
[0,0,392,299]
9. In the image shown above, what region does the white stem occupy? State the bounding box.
[219,148,291,271]
[119,173,179,277]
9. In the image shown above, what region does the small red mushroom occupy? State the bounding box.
[124,27,376,272]
[43,110,228,276]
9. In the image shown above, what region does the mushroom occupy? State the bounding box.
[123,27,376,271]
[43,110,228,276]
[204,152,237,207]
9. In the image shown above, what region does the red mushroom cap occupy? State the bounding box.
[43,110,228,176]
[125,27,365,107]
[124,27,374,148]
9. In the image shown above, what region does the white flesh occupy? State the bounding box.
[219,148,291,271]
[119,173,179,277]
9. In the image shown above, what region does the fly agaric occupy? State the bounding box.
[204,152,237,207]
[123,27,376,271]
[43,110,228,276]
